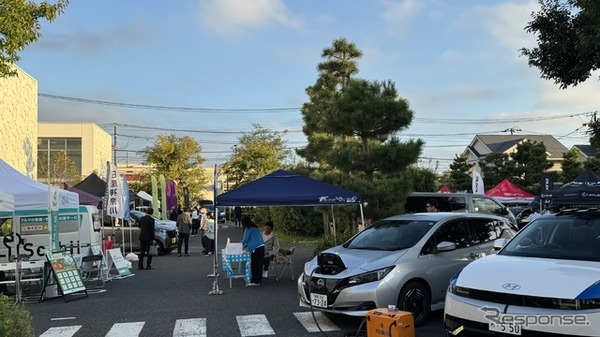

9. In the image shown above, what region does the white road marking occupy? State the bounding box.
[50,317,77,321]
[236,314,275,336]
[38,325,82,337]
[105,322,145,337]
[293,312,340,332]
[173,318,207,337]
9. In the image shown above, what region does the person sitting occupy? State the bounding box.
[425,199,439,212]
[262,221,280,278]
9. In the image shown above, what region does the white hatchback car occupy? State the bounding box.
[298,212,515,326]
[445,208,600,336]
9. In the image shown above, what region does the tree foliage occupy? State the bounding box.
[561,148,584,182]
[0,0,69,78]
[511,140,553,191]
[298,38,422,220]
[521,0,600,89]
[448,154,473,192]
[480,152,515,189]
[0,294,34,337]
[37,150,80,186]
[222,124,290,188]
[142,134,208,204]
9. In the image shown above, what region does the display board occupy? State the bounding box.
[46,251,86,295]
[106,248,132,276]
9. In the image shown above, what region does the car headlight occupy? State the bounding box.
[348,266,395,285]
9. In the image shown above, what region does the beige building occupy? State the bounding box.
[0,66,38,178]
[38,123,112,179]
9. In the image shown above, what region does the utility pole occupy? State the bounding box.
[503,127,521,135]
[113,124,117,164]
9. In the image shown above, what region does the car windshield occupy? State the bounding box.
[500,215,600,261]
[344,219,434,251]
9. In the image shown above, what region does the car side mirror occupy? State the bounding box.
[493,238,507,251]
[436,241,456,252]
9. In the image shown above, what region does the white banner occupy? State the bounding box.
[105,162,125,218]
[472,169,485,195]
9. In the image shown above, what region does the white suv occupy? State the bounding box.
[445,208,600,336]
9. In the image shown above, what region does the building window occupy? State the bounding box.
[37,138,82,178]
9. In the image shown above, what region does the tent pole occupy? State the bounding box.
[331,205,337,246]
[208,165,223,295]
[359,203,365,231]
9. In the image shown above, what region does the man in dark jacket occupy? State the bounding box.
[138,208,156,270]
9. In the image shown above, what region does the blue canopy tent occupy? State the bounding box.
[216,169,362,207]
[208,169,363,294]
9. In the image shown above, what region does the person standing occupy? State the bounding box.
[138,208,156,270]
[234,206,242,227]
[199,208,208,251]
[262,221,280,278]
[191,206,200,237]
[241,216,264,286]
[176,207,192,256]
[202,212,215,255]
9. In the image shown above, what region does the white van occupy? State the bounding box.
[0,205,102,262]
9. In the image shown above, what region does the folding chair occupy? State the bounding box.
[275,247,295,281]
[80,255,104,288]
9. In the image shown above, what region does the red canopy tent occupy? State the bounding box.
[438,185,452,193]
[485,179,535,204]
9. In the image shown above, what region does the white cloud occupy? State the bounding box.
[199,0,303,36]
[477,0,539,52]
[381,0,425,37]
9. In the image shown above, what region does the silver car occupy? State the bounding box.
[297,212,516,325]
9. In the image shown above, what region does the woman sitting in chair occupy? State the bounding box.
[262,221,280,278]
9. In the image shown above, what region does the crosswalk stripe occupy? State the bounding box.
[105,322,145,337]
[293,312,340,332]
[173,318,207,337]
[39,325,82,337]
[236,314,275,336]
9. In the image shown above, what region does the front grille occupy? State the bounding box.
[167,230,177,238]
[453,286,597,310]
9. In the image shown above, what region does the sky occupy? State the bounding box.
[17,0,600,172]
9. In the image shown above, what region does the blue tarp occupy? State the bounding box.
[216,170,361,207]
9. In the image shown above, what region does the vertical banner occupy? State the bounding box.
[48,186,60,252]
[166,180,178,211]
[105,162,125,218]
[541,173,554,192]
[160,174,167,220]
[122,176,131,221]
[151,175,159,212]
[472,167,485,195]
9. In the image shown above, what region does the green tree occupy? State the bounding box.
[37,150,80,186]
[511,140,553,192]
[521,0,600,89]
[561,148,584,182]
[480,152,515,189]
[0,0,68,78]
[142,134,208,204]
[222,124,290,188]
[298,39,422,221]
[448,154,472,192]
[407,166,437,192]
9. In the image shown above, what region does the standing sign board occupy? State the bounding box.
[40,251,87,302]
[106,248,132,277]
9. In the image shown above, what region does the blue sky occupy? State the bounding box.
[17,0,600,172]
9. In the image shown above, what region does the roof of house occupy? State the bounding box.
[473,135,569,158]
[572,144,597,158]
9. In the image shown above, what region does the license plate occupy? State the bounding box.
[171,237,177,244]
[310,293,328,308]
[489,322,521,335]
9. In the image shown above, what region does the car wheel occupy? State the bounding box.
[397,281,431,327]
[153,240,165,255]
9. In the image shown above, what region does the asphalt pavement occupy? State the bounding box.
[24,221,446,337]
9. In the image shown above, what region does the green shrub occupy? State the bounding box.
[0,294,35,337]
[313,230,355,256]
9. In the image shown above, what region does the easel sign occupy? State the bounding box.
[40,251,87,302]
[106,248,132,277]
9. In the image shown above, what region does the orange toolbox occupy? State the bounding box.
[366,308,414,337]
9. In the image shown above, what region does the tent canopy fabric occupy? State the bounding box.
[73,172,107,198]
[216,169,361,207]
[67,185,103,208]
[542,169,600,206]
[137,191,153,203]
[438,185,452,193]
[0,158,79,211]
[485,179,535,204]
